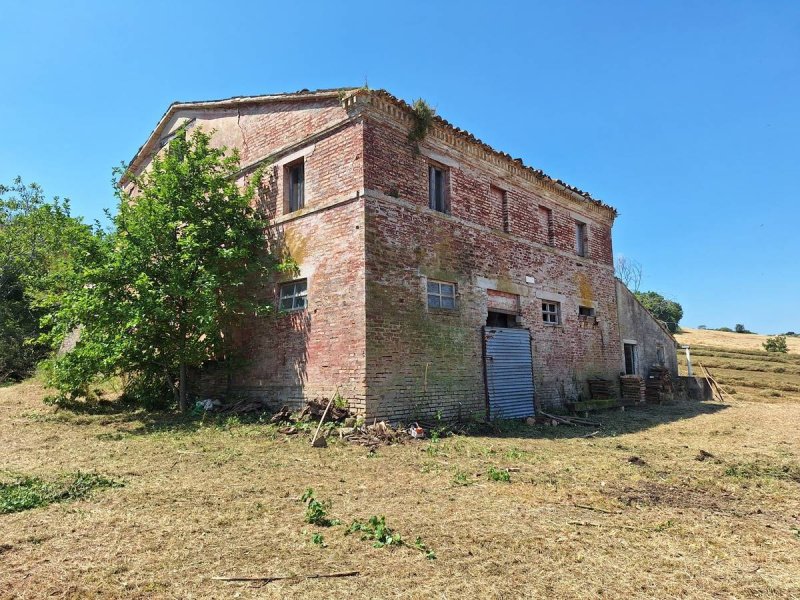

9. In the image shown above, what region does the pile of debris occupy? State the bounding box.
[268,398,351,426]
[338,420,416,449]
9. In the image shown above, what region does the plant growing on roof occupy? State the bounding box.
[42,126,286,411]
[408,98,435,151]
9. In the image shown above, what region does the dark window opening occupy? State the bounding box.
[624,343,637,375]
[578,306,596,317]
[287,161,305,212]
[487,311,515,328]
[428,165,448,213]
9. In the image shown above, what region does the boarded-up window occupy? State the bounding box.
[490,186,509,232]
[287,160,305,212]
[576,221,588,257]
[428,165,448,213]
[539,206,553,245]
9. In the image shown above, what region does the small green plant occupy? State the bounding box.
[300,488,340,527]
[452,469,472,486]
[346,515,437,558]
[505,447,524,460]
[311,532,327,547]
[487,467,511,483]
[408,98,435,150]
[333,392,347,411]
[414,536,437,560]
[763,336,788,353]
[346,515,403,548]
[425,440,441,457]
[654,519,675,532]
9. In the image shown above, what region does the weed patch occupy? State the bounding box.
[487,467,511,482]
[724,461,800,482]
[0,472,122,514]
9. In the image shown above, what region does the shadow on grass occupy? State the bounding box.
[53,393,730,442]
[483,401,731,440]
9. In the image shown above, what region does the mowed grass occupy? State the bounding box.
[676,328,800,403]
[1,380,799,599]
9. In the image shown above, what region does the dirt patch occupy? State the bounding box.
[611,480,738,512]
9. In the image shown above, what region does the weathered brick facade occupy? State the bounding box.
[129,88,624,420]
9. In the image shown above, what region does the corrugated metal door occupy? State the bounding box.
[483,327,536,419]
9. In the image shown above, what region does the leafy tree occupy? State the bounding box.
[0,178,97,382]
[735,324,747,333]
[633,290,683,333]
[763,336,788,353]
[45,126,284,411]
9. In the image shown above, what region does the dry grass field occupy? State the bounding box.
[676,328,800,354]
[676,328,800,404]
[2,377,799,599]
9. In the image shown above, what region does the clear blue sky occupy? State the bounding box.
[1,1,797,333]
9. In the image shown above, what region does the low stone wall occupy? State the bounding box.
[676,376,714,401]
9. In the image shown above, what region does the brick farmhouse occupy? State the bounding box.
[127,88,672,421]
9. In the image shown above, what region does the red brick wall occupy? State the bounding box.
[142,91,622,420]
[167,100,368,411]
[362,110,621,418]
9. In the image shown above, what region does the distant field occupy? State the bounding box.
[675,327,800,354]
[675,328,800,404]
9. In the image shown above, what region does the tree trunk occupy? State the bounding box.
[179,361,188,413]
[165,369,179,405]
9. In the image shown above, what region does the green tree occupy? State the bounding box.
[763,336,788,353]
[0,178,98,382]
[45,126,284,411]
[633,290,683,333]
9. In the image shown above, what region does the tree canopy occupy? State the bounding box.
[633,290,683,333]
[44,126,285,410]
[0,178,98,382]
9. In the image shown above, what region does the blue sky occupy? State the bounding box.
[1,0,797,333]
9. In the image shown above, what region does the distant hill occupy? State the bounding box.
[675,328,800,403]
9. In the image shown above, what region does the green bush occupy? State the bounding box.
[763,336,788,353]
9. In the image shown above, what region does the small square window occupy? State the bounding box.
[427,280,456,309]
[542,301,560,325]
[428,165,448,213]
[279,279,307,311]
[578,306,596,317]
[286,160,305,212]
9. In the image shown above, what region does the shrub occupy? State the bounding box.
[763,336,788,353]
